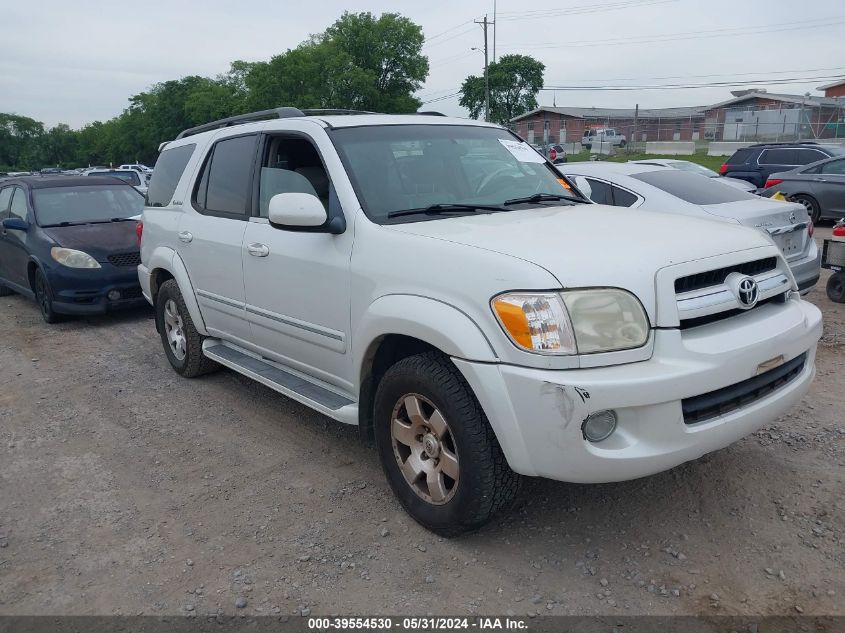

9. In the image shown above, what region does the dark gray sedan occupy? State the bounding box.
[761,154,845,222]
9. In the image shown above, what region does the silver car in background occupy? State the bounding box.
[563,162,821,293]
[629,158,757,193]
[760,154,845,223]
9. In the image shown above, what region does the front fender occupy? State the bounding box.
[146,247,208,336]
[355,294,498,369]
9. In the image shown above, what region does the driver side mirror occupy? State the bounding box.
[268,192,327,228]
[2,217,29,231]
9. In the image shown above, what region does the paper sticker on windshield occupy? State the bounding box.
[498,139,546,163]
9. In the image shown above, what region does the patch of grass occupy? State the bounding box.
[567,151,726,172]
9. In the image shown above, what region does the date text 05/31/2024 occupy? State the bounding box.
[307,617,529,630]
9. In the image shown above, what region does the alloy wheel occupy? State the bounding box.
[390,393,460,505]
[163,299,187,360]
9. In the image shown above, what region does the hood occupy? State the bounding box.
[42,221,139,261]
[388,205,773,324]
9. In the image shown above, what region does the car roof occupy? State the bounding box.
[4,175,135,189]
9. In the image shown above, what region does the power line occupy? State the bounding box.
[501,16,845,50]
[553,66,845,85]
[496,0,675,21]
[541,73,845,91]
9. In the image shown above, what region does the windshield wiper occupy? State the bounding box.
[503,192,588,206]
[40,220,92,227]
[387,203,506,219]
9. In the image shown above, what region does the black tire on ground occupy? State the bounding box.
[619,139,627,148]
[827,272,845,303]
[791,194,821,224]
[155,279,218,377]
[373,351,521,537]
[0,284,13,297]
[34,268,64,324]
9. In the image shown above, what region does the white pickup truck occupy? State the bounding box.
[138,109,821,535]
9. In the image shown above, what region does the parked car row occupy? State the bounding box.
[0,110,824,537]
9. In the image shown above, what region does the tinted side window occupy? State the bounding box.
[146,143,196,207]
[795,149,828,165]
[9,188,28,221]
[199,135,257,216]
[612,186,638,207]
[728,148,753,164]
[584,178,613,205]
[0,187,13,219]
[759,149,796,165]
[820,158,845,175]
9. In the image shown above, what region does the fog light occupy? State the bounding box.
[107,290,121,301]
[582,410,617,443]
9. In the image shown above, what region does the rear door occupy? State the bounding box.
[757,148,798,186]
[177,133,258,344]
[808,157,845,216]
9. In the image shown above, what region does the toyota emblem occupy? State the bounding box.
[736,277,759,308]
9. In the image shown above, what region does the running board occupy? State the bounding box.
[202,341,358,424]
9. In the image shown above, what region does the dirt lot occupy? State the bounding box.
[0,229,843,618]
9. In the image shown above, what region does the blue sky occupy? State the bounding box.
[1,0,844,127]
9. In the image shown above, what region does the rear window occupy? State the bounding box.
[146,143,196,207]
[632,170,758,205]
[727,148,754,164]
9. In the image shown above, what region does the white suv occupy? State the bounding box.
[138,108,821,535]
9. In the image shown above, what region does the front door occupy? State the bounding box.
[177,133,258,344]
[241,132,354,392]
[0,187,33,289]
[809,157,845,217]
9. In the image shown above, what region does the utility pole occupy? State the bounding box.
[475,15,491,122]
[493,0,497,62]
[632,103,639,154]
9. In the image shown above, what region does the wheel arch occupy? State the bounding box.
[147,247,208,336]
[355,295,498,441]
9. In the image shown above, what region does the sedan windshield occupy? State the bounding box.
[33,185,144,226]
[329,124,580,222]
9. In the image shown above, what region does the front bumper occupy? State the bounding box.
[455,296,822,483]
[46,263,147,315]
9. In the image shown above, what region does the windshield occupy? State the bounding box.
[329,125,579,222]
[669,161,718,178]
[33,184,144,226]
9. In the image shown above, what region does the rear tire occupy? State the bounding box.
[827,272,845,303]
[34,269,64,324]
[155,279,218,377]
[373,351,521,537]
[791,194,821,224]
[618,139,627,148]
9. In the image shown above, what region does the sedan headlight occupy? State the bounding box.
[492,289,649,355]
[50,247,101,269]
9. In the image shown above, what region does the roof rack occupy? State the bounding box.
[174,107,378,139]
[414,111,447,116]
[748,140,823,147]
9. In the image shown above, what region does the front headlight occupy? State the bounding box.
[492,289,649,355]
[50,247,101,269]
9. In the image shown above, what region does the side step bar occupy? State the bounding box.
[202,341,358,424]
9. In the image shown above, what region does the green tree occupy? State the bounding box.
[459,54,545,125]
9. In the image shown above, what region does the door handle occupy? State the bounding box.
[247,243,270,257]
[178,231,193,243]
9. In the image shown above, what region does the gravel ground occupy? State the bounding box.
[0,228,842,617]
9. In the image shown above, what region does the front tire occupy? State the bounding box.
[373,351,521,536]
[791,194,821,224]
[34,269,63,324]
[155,279,218,377]
[827,272,845,303]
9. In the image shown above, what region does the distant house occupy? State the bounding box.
[512,87,845,145]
